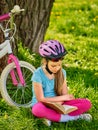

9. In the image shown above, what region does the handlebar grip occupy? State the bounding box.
[0,13,10,22]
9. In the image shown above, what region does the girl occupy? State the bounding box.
[31,40,92,126]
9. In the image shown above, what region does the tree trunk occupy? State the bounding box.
[0,0,8,75]
[5,0,54,52]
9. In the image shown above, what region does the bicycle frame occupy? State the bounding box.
[0,40,12,58]
[0,13,25,86]
[8,54,25,86]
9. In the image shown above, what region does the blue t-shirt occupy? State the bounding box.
[31,66,66,106]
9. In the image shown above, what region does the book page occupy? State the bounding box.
[43,102,78,114]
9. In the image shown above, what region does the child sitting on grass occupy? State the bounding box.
[31,40,92,126]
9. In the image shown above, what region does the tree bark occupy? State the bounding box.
[0,0,8,75]
[5,0,54,52]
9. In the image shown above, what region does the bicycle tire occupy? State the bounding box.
[0,61,35,108]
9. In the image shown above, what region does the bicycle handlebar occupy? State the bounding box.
[0,5,24,22]
[0,13,10,22]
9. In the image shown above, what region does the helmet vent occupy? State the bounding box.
[44,49,49,53]
[49,46,55,52]
[55,45,59,52]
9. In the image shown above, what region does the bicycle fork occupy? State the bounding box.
[8,54,25,86]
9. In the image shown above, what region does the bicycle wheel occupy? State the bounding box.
[0,61,35,107]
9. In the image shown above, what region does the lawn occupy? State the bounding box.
[0,0,98,130]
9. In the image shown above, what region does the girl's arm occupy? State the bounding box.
[33,82,74,103]
[61,79,69,95]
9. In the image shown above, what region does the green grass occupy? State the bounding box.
[0,0,98,129]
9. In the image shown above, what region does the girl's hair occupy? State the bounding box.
[54,68,64,96]
[42,58,64,96]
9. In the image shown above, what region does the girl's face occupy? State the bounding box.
[48,60,62,74]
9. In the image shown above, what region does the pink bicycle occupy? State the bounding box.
[0,5,35,107]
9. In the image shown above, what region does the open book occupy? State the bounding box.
[43,102,78,114]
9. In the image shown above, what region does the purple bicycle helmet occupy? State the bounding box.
[39,40,67,60]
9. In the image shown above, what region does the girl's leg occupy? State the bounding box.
[63,98,92,116]
[32,102,61,122]
[32,101,90,123]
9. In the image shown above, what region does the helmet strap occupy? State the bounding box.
[45,64,53,74]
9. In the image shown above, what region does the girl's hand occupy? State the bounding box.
[63,94,75,101]
[56,101,64,105]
